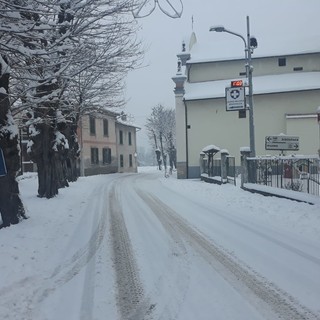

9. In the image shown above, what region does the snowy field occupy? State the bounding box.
[0,167,319,320]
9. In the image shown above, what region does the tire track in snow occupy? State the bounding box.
[109,173,191,320]
[126,177,190,320]
[0,181,110,320]
[161,184,320,266]
[139,191,320,320]
[108,179,154,320]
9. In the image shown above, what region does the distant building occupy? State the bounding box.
[172,33,320,179]
[78,111,139,176]
[18,110,139,176]
[115,120,139,174]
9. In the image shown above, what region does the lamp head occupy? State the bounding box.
[209,25,225,32]
[250,36,258,49]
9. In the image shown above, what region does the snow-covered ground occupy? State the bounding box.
[0,167,319,320]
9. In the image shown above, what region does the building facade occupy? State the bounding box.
[79,111,139,176]
[115,122,138,173]
[17,110,139,176]
[173,33,320,179]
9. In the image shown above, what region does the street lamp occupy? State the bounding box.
[210,16,257,157]
[317,106,320,157]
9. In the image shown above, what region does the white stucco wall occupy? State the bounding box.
[175,48,320,178]
[175,94,188,178]
[184,90,320,169]
[185,98,248,167]
[286,115,319,155]
[188,52,320,83]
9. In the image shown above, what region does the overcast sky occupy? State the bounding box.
[124,0,320,148]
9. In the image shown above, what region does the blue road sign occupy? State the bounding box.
[0,148,7,177]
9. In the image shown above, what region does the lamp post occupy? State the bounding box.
[317,106,320,157]
[210,16,257,157]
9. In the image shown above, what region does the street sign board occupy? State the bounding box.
[265,135,299,151]
[225,87,245,111]
[0,147,7,177]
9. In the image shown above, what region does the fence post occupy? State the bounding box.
[220,150,229,183]
[240,149,251,188]
[199,152,205,175]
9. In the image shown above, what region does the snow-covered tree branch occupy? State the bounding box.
[146,104,176,172]
[0,0,143,224]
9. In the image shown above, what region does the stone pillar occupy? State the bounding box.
[199,152,205,175]
[172,59,187,179]
[220,150,229,183]
[240,149,251,188]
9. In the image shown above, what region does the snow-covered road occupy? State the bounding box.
[111,173,320,320]
[1,169,320,320]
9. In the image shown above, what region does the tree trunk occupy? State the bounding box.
[0,62,26,227]
[66,123,80,182]
[159,132,167,173]
[32,121,59,198]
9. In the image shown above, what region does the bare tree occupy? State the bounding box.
[0,55,27,228]
[146,104,176,173]
[0,0,143,226]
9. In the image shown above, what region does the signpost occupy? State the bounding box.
[0,147,7,177]
[225,86,245,111]
[265,135,299,151]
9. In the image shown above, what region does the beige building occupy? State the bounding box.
[173,33,320,179]
[79,111,139,176]
[115,121,139,174]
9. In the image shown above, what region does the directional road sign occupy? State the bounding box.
[225,87,245,111]
[265,135,299,151]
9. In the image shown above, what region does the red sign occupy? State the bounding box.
[231,80,243,87]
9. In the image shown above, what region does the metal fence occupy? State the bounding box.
[211,159,221,177]
[202,158,221,177]
[247,156,320,196]
[226,156,236,185]
[201,155,236,185]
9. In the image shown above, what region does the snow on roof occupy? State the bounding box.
[240,146,251,152]
[202,144,220,153]
[116,118,141,130]
[188,48,320,64]
[184,72,320,101]
[187,33,320,64]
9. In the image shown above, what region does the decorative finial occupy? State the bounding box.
[182,41,186,52]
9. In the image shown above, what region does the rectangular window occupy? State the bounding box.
[103,148,111,164]
[89,116,96,135]
[129,154,133,167]
[120,154,124,167]
[293,66,303,71]
[278,57,286,67]
[103,119,109,136]
[128,132,132,145]
[91,147,99,164]
[119,130,123,145]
